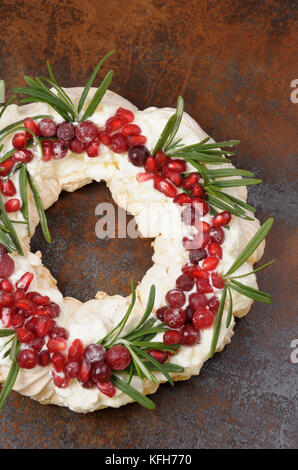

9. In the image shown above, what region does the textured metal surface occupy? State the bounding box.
[0,0,297,449]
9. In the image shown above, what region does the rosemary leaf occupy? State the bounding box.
[228,280,273,304]
[228,259,276,279]
[209,285,227,358]
[0,329,15,337]
[26,170,51,243]
[0,227,16,253]
[126,285,155,335]
[81,69,114,121]
[226,287,233,328]
[213,178,262,188]
[135,347,174,385]
[0,339,20,412]
[124,342,158,384]
[0,115,52,138]
[0,96,16,121]
[19,165,30,235]
[206,168,255,178]
[111,375,156,410]
[152,96,184,155]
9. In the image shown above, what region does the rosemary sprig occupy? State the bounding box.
[0,125,44,160]
[110,375,156,410]
[26,168,51,243]
[209,285,227,358]
[19,165,30,235]
[0,115,52,139]
[0,96,16,120]
[0,335,20,412]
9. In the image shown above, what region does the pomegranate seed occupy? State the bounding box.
[38,302,60,318]
[166,289,186,308]
[196,279,213,294]
[136,172,154,183]
[182,173,200,189]
[106,344,131,370]
[189,293,208,310]
[24,117,40,138]
[126,135,147,147]
[0,292,14,307]
[166,159,186,173]
[96,381,116,397]
[17,349,38,369]
[156,306,168,322]
[16,327,35,343]
[5,198,21,213]
[12,133,28,150]
[180,323,200,346]
[11,313,25,328]
[167,170,183,187]
[109,133,128,153]
[14,288,27,301]
[68,338,83,361]
[116,107,134,124]
[47,337,67,353]
[25,316,38,331]
[51,352,65,372]
[0,254,14,278]
[154,175,177,198]
[35,317,55,337]
[191,197,209,216]
[191,183,206,198]
[79,359,92,383]
[30,336,45,351]
[75,121,98,144]
[13,149,33,163]
[0,278,13,292]
[2,309,12,327]
[0,179,16,196]
[57,122,75,142]
[208,296,220,314]
[176,274,195,292]
[52,140,68,159]
[149,350,168,363]
[181,205,200,226]
[208,242,222,259]
[41,140,54,161]
[69,138,85,154]
[182,232,210,250]
[144,155,158,173]
[38,350,51,366]
[155,151,168,168]
[173,193,192,205]
[84,343,106,363]
[86,138,100,158]
[80,378,95,389]
[0,159,15,176]
[163,330,182,345]
[38,119,57,137]
[98,131,110,146]
[212,211,231,227]
[49,326,68,339]
[52,371,70,388]
[193,308,214,329]
[16,272,34,292]
[64,360,80,378]
[189,248,207,264]
[128,145,150,166]
[122,124,141,136]
[211,272,225,289]
[210,227,225,244]
[185,306,194,322]
[92,361,112,383]
[15,298,36,314]
[202,256,220,271]
[181,264,206,279]
[164,308,186,328]
[196,221,211,233]
[28,293,50,306]
[105,116,125,134]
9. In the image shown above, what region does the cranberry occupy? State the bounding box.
[164,308,186,328]
[156,306,168,322]
[149,350,168,363]
[185,306,194,322]
[154,175,177,198]
[68,338,83,361]
[202,256,220,271]
[38,119,57,137]
[24,117,40,138]
[196,279,213,294]
[41,140,54,161]
[173,193,192,205]
[189,293,208,310]
[51,352,65,372]
[189,248,207,264]
[79,359,92,383]
[122,124,141,136]
[12,149,33,163]
[163,330,182,345]
[212,211,231,227]
[69,138,85,154]
[166,289,186,308]
[17,349,38,369]
[193,308,214,329]
[128,145,150,166]
[180,323,200,346]
[57,122,75,142]
[208,296,220,314]
[83,343,106,363]
[16,272,34,291]
[75,121,98,144]
[25,316,38,332]
[210,227,225,244]
[47,337,67,353]
[105,116,125,134]
[16,327,34,343]
[211,272,225,289]
[109,133,128,153]
[12,133,28,150]
[29,336,45,351]
[92,360,112,383]
[38,350,51,366]
[208,242,222,259]
[86,138,100,158]
[182,172,200,189]
[96,381,116,397]
[52,371,70,388]
[64,360,80,378]
[116,107,134,124]
[98,131,110,146]
[176,274,195,292]
[52,140,68,159]
[0,179,16,196]
[49,326,69,339]
[106,344,131,370]
[36,317,55,337]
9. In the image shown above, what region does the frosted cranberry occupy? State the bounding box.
[68,338,83,361]
[57,122,75,142]
[52,371,70,388]
[51,352,65,372]
[183,232,210,250]
[136,172,154,182]
[18,349,38,369]
[24,117,39,138]
[189,248,207,264]
[191,197,209,216]
[84,343,106,363]
[30,336,45,351]
[38,119,57,137]
[52,140,68,159]
[155,150,168,168]
[12,133,28,150]
[208,242,222,259]
[196,279,213,294]
[202,256,220,271]
[105,116,125,134]
[122,124,141,136]
[173,193,192,205]
[41,140,54,161]
[193,308,214,329]
[191,183,206,198]
[166,289,186,308]
[106,344,131,370]
[164,308,186,328]
[47,337,67,353]
[144,155,158,173]
[0,179,16,196]
[16,272,34,291]
[116,107,134,124]
[49,326,68,339]
[11,313,25,328]
[176,274,195,292]
[75,121,98,143]
[182,172,200,189]
[12,149,33,163]
[154,174,177,198]
[208,296,220,314]
[38,350,50,366]
[185,306,194,322]
[79,359,92,383]
[0,292,14,307]
[109,133,128,153]
[0,159,14,177]
[5,198,21,213]
[210,227,225,244]
[16,327,34,343]
[212,211,231,227]
[163,329,182,345]
[86,138,100,158]
[211,272,225,289]
[64,360,80,378]
[36,317,55,337]
[149,350,168,363]
[126,135,147,147]
[180,323,200,346]
[156,306,167,322]
[181,205,200,226]
[92,361,112,383]
[98,130,110,146]
[69,138,85,154]
[189,293,208,310]
[96,381,116,397]
[128,145,150,167]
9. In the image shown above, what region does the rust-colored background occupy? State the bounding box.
[0,0,297,449]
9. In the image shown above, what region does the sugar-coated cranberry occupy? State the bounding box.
[128,145,150,167]
[106,344,131,370]
[211,272,225,289]
[38,119,57,137]
[180,323,200,346]
[69,138,85,154]
[189,293,208,310]
[166,289,186,308]
[196,279,213,294]
[109,133,128,153]
[57,122,75,142]
[49,326,69,339]
[176,274,195,292]
[92,361,112,383]
[75,121,98,144]
[210,227,225,244]
[83,343,106,363]
[164,308,186,329]
[208,296,220,314]
[52,140,68,159]
[185,306,194,322]
[12,149,33,163]
[17,349,38,369]
[193,307,214,329]
[156,306,168,322]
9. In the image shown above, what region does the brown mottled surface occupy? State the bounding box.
[0,0,297,449]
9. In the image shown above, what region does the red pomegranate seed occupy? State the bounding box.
[47,337,67,353]
[68,339,83,361]
[38,119,57,137]
[154,175,177,198]
[98,131,110,146]
[24,117,40,138]
[5,198,21,213]
[208,242,222,259]
[16,272,34,292]
[193,308,214,329]
[212,211,231,227]
[38,302,60,318]
[182,232,210,250]
[136,172,154,183]
[79,359,92,383]
[163,330,182,345]
[208,296,220,314]
[16,327,34,343]
[189,248,207,264]
[210,227,225,244]
[36,317,55,337]
[2,308,12,327]
[15,298,36,313]
[105,116,125,134]
[122,124,141,136]
[176,274,195,292]
[181,264,209,280]
[202,256,220,271]
[181,205,200,226]
[182,172,200,189]
[0,179,16,196]
[14,288,26,301]
[86,138,100,158]
[164,308,186,328]
[166,289,186,308]
[0,254,14,278]
[51,352,66,372]
[148,350,168,363]
[211,272,225,289]
[92,361,112,383]
[116,107,134,124]
[189,293,208,311]
[96,381,116,397]
[57,122,75,142]
[156,306,168,322]
[12,149,33,163]
[191,183,206,198]
[106,344,131,370]
[167,170,183,187]
[0,278,13,292]
[69,138,85,154]
[49,326,68,339]
[0,292,14,307]
[155,151,168,168]
[180,323,200,346]
[64,360,80,378]
[191,197,209,216]
[110,133,128,153]
[17,349,38,369]
[196,279,213,294]
[75,121,98,144]
[52,371,70,388]
[12,133,28,150]
[25,316,38,331]
[52,140,68,159]
[144,155,158,173]
[173,193,192,205]
[41,140,54,161]
[28,293,50,306]
[0,158,15,176]
[29,336,45,351]
[165,159,186,173]
[11,313,25,328]
[196,221,210,233]
[38,350,51,366]
[126,134,147,147]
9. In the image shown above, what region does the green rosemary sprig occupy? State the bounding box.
[0,114,52,139]
[19,165,30,235]
[0,333,20,412]
[26,168,51,243]
[0,96,16,121]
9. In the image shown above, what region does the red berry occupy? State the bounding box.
[12,133,28,150]
[36,317,55,337]
[17,349,38,369]
[122,124,141,136]
[69,138,85,154]
[189,293,208,310]
[189,248,207,264]
[57,122,75,142]
[84,343,106,363]
[98,131,110,146]
[41,140,54,161]
[173,193,192,205]
[37,302,60,318]
[16,272,34,291]
[136,172,154,183]
[167,170,183,187]
[38,350,51,366]
[16,327,34,343]
[212,211,231,227]
[28,292,50,306]
[154,175,177,198]
[191,183,206,198]
[38,119,57,137]
[156,306,168,322]
[116,107,134,124]
[109,133,128,153]
[68,338,83,361]
[166,289,186,308]
[202,256,220,271]
[47,337,67,353]
[180,323,200,346]
[24,117,40,138]
[144,155,158,173]
[128,145,150,166]
[211,272,225,289]
[105,116,125,134]
[196,221,211,233]
[210,227,225,244]
[163,330,182,345]
[0,255,16,278]
[75,121,98,144]
[49,326,68,339]
[155,151,168,168]
[126,135,147,147]
[64,360,80,378]
[5,198,21,213]
[29,336,45,351]
[193,308,214,329]
[12,149,33,163]
[11,313,25,328]
[51,352,65,372]
[14,288,26,301]
[0,292,14,307]
[0,159,15,177]
[148,350,168,363]
[166,159,186,173]
[86,138,100,158]
[196,279,213,294]
[2,308,12,327]
[185,306,194,322]
[0,179,16,196]
[106,344,131,370]
[79,359,92,383]
[96,381,116,397]
[208,242,222,259]
[92,360,112,383]
[191,197,209,216]
[164,308,186,328]
[176,274,195,292]
[182,172,200,190]
[182,232,210,250]
[208,296,220,314]
[52,140,68,159]
[52,371,70,388]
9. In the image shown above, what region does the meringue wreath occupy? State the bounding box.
[0,51,274,413]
